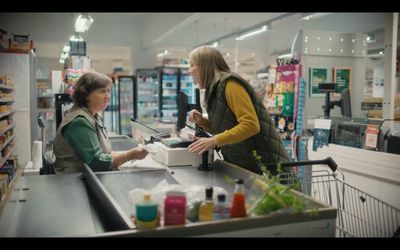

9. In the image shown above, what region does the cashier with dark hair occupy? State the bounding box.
[53,72,148,173]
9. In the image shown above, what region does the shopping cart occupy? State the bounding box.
[264,157,400,237]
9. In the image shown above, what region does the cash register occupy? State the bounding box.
[131,88,202,149]
[131,90,213,167]
[317,83,399,152]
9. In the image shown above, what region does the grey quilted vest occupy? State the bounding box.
[205,73,290,175]
[53,105,112,173]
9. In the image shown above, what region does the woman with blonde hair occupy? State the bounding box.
[187,46,289,175]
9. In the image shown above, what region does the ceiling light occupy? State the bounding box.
[59,51,68,64]
[63,44,70,53]
[300,13,332,21]
[157,49,171,57]
[367,48,385,57]
[367,34,376,43]
[235,25,268,41]
[75,13,93,33]
[70,33,84,42]
[278,53,293,59]
[210,42,219,47]
[301,14,313,21]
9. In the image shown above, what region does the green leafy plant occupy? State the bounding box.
[248,150,307,216]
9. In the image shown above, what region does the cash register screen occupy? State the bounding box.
[177,91,189,132]
[334,123,362,148]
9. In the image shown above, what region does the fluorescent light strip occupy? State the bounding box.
[277,53,292,59]
[301,13,332,21]
[210,42,218,47]
[235,25,267,41]
[63,45,70,53]
[70,33,84,42]
[75,14,93,33]
[157,50,170,57]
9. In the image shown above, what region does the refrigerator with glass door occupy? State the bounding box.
[117,76,136,136]
[136,69,159,125]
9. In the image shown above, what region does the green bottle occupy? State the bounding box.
[135,193,158,229]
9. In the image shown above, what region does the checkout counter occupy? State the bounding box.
[0,137,336,237]
[309,116,400,153]
[307,117,400,210]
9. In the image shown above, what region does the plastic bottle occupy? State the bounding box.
[230,179,247,218]
[135,193,158,229]
[212,193,230,220]
[199,186,214,222]
[164,190,187,226]
[186,199,202,222]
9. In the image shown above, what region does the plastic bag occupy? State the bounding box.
[128,179,227,217]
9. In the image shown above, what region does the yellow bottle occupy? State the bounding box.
[199,186,214,222]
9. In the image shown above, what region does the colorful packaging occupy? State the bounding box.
[164,190,186,226]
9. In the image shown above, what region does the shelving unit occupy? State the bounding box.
[0,75,18,204]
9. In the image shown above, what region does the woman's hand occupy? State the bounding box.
[188,110,203,124]
[130,147,148,160]
[188,137,217,154]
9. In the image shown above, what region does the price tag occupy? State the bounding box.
[365,125,379,148]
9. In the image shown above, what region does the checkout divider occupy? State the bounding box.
[82,163,135,231]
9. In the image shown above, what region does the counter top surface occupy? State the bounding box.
[0,140,336,237]
[0,173,99,236]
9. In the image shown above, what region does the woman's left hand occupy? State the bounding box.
[188,137,217,154]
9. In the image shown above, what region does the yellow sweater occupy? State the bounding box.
[199,80,260,147]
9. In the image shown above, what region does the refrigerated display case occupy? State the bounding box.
[117,76,136,137]
[157,67,195,120]
[136,69,159,124]
[103,81,118,134]
[158,67,179,120]
[179,68,195,104]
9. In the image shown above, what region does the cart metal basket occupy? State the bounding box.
[272,158,400,237]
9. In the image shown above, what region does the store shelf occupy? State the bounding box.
[138,83,158,89]
[0,135,15,152]
[0,151,20,214]
[0,84,14,91]
[138,109,159,113]
[0,71,16,172]
[0,146,15,170]
[0,98,14,103]
[0,110,14,119]
[0,124,14,137]
[138,96,158,101]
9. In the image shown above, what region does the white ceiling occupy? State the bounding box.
[143,13,290,47]
[1,12,396,73]
[108,12,390,49]
[150,13,392,67]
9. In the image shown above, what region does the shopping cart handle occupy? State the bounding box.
[263,157,338,172]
